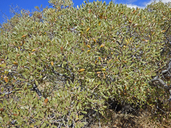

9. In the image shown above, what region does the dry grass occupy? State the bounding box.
[90,109,171,128]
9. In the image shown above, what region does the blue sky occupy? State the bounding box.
[0,0,170,24]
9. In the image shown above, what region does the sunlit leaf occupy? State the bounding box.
[99,22,101,26]
[75,114,79,121]
[100,44,104,48]
[79,69,85,72]
[161,30,166,33]
[51,61,54,66]
[13,61,18,65]
[101,68,106,71]
[44,98,48,105]
[87,45,91,49]
[4,76,8,83]
[86,27,90,32]
[0,63,6,68]
[22,35,27,38]
[32,49,36,52]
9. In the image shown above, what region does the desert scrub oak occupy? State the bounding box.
[0,0,171,127]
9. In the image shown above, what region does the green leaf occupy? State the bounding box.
[81,111,87,114]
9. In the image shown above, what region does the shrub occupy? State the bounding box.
[0,0,171,127]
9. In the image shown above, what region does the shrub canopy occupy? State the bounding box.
[0,0,171,127]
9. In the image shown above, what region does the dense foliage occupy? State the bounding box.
[0,0,171,127]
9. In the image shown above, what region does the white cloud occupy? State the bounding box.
[111,0,171,9]
[126,0,171,9]
[163,0,171,2]
[144,0,171,7]
[153,0,171,3]
[126,4,144,9]
[113,0,138,4]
